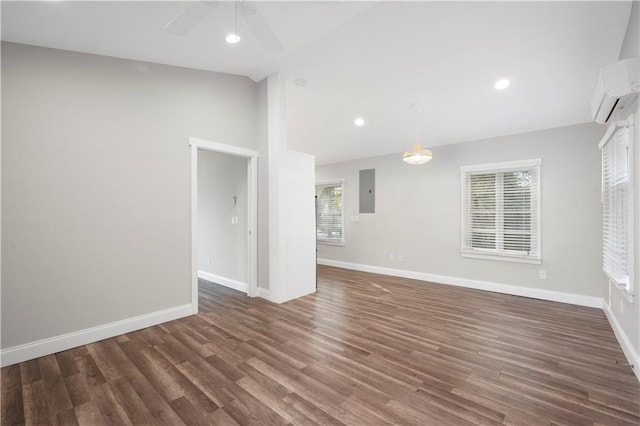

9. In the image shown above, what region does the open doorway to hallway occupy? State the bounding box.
[190,138,258,313]
[197,149,249,293]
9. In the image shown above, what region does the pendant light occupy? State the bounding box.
[225,1,241,44]
[403,104,432,164]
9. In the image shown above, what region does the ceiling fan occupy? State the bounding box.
[163,1,284,56]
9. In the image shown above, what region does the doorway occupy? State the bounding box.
[190,138,258,314]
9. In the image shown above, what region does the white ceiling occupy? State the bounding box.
[1,1,633,164]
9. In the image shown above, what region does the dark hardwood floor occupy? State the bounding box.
[2,265,640,425]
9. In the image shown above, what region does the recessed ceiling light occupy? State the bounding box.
[494,79,511,90]
[354,117,365,127]
[225,33,241,44]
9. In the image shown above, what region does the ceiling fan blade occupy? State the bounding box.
[164,2,218,36]
[240,1,284,56]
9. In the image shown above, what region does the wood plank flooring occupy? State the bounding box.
[2,265,640,425]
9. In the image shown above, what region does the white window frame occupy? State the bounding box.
[599,117,635,300]
[460,159,542,264]
[315,180,345,246]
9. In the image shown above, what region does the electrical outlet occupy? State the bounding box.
[388,254,394,261]
[207,257,212,266]
[398,255,404,262]
[539,270,547,280]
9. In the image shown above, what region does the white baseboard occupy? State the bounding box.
[198,272,276,303]
[257,287,272,301]
[0,303,193,368]
[603,304,640,381]
[317,258,603,309]
[198,270,247,293]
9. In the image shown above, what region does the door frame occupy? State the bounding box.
[190,137,259,314]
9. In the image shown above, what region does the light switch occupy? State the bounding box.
[231,216,238,225]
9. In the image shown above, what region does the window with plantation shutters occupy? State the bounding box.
[600,123,634,293]
[461,159,541,264]
[316,181,344,244]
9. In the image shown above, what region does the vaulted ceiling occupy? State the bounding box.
[2,1,632,164]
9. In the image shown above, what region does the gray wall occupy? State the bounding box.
[1,42,261,348]
[316,123,606,298]
[197,150,248,282]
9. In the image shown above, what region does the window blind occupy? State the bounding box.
[316,182,344,243]
[601,126,632,288]
[461,160,541,263]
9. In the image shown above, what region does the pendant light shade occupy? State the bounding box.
[403,142,432,164]
[403,103,432,164]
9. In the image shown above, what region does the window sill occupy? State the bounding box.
[612,282,635,303]
[462,252,541,265]
[317,240,345,247]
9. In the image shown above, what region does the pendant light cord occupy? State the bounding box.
[234,1,238,34]
[412,102,423,145]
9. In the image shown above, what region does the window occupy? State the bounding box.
[461,159,541,263]
[316,181,344,245]
[600,123,634,294]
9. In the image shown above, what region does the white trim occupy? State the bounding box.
[598,123,619,150]
[629,119,636,297]
[190,137,259,312]
[255,286,297,304]
[598,117,635,149]
[316,179,345,186]
[246,156,258,297]
[317,258,603,308]
[317,240,345,247]
[460,158,542,173]
[190,145,199,313]
[612,278,635,303]
[0,304,192,368]
[461,252,542,264]
[603,303,640,381]
[257,287,272,300]
[189,138,259,158]
[198,270,248,293]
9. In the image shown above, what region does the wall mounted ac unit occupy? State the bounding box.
[591,57,640,124]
